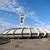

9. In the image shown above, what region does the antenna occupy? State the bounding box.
[16,8,25,26]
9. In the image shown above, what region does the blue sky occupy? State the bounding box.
[0,0,50,32]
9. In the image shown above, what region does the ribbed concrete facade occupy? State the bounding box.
[0,27,49,38]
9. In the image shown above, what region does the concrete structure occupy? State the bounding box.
[0,27,49,38]
[23,28,31,38]
[37,28,46,37]
[31,28,39,37]
[44,29,50,37]
[0,12,49,38]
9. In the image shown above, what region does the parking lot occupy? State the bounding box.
[0,38,50,50]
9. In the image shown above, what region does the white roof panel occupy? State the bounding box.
[3,30,8,34]
[23,29,30,33]
[8,30,15,34]
[39,28,46,33]
[31,28,38,33]
[15,29,22,34]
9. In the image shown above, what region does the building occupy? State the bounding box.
[0,13,49,39]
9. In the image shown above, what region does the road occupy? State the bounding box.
[0,38,50,50]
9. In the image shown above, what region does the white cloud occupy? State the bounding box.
[0,0,26,15]
[16,6,26,16]
[0,0,16,12]
[0,0,50,32]
[0,0,26,33]
[0,20,16,33]
[25,11,50,29]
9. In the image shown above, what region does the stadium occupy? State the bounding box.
[0,0,50,50]
[0,13,49,39]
